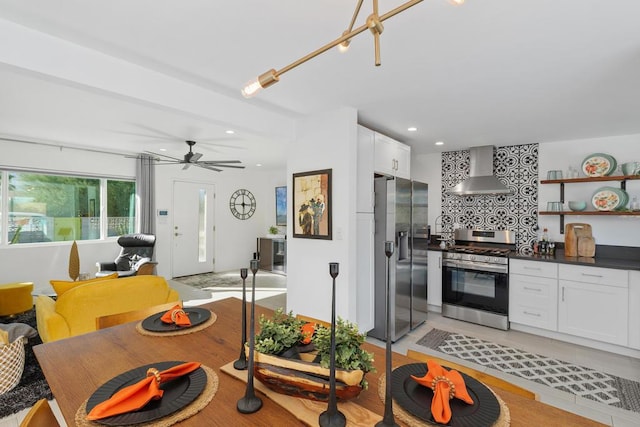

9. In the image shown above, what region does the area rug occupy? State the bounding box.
[173,270,286,290]
[0,309,53,418]
[416,329,640,414]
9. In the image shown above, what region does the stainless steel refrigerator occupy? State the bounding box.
[369,177,428,342]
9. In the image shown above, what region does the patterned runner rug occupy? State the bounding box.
[416,329,640,414]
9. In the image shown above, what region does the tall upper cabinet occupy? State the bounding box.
[373,132,411,179]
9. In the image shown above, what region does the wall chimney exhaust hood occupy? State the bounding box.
[449,145,511,195]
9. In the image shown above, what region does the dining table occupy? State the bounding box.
[34,297,606,426]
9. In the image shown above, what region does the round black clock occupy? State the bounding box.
[229,189,256,220]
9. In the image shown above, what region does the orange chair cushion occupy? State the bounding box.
[50,273,118,296]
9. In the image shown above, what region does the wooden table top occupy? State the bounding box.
[34,298,605,426]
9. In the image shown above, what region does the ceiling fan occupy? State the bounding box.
[145,140,245,172]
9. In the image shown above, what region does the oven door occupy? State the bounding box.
[442,259,508,315]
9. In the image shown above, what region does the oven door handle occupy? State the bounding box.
[442,259,508,274]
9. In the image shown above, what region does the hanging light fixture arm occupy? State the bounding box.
[242,0,423,97]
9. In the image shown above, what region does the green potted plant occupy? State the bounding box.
[250,308,375,402]
[268,225,279,235]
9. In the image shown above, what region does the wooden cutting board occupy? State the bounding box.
[564,223,592,257]
[578,236,596,257]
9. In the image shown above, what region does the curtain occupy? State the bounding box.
[136,154,155,235]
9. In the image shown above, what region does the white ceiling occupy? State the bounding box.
[1,0,640,170]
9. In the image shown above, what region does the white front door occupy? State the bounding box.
[172,181,215,277]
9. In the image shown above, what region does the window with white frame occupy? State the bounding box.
[2,171,135,244]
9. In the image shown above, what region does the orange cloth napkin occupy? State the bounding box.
[86,362,201,420]
[160,305,191,326]
[411,360,474,424]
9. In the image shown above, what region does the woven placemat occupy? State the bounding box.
[135,311,217,337]
[377,375,510,427]
[74,365,218,427]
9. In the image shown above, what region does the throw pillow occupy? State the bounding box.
[50,272,119,296]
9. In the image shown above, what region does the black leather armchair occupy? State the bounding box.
[96,233,157,278]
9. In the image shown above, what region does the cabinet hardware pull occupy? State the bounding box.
[439,256,442,269]
[523,267,540,270]
[581,273,603,278]
[523,286,542,292]
[562,287,565,301]
[523,311,541,317]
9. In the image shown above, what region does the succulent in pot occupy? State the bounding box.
[250,308,375,401]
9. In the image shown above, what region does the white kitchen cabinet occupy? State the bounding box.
[356,212,375,332]
[357,125,375,213]
[427,250,442,311]
[629,271,640,350]
[509,259,558,331]
[558,264,628,346]
[374,132,411,179]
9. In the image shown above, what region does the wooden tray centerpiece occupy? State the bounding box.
[248,309,375,402]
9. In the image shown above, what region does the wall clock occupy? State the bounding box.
[229,189,256,220]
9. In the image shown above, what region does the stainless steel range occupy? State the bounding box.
[441,229,515,330]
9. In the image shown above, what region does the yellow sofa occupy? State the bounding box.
[35,275,180,343]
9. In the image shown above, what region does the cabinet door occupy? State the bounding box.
[356,213,375,332]
[629,271,640,350]
[373,132,397,177]
[357,126,375,213]
[394,142,411,179]
[427,251,442,309]
[509,274,558,331]
[558,280,628,346]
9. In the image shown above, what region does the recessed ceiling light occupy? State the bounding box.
[408,127,417,132]
[256,163,262,167]
[159,148,167,151]
[225,130,235,134]
[435,141,444,146]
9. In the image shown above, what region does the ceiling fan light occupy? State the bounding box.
[448,0,465,6]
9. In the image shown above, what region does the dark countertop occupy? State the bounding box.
[510,250,640,271]
[427,244,640,271]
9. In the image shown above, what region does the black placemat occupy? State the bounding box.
[85,361,206,426]
[141,307,211,332]
[391,363,500,427]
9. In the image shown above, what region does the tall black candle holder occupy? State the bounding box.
[237,260,263,414]
[376,241,399,427]
[319,262,346,427]
[233,267,249,370]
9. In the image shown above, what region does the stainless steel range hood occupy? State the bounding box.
[449,145,511,195]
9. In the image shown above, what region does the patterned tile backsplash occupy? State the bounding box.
[441,144,538,254]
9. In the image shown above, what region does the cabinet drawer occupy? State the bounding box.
[509,304,557,331]
[510,259,557,278]
[559,264,628,288]
[509,275,558,331]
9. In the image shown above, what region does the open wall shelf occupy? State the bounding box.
[541,175,640,233]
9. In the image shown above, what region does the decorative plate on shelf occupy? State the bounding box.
[591,187,628,211]
[581,153,617,177]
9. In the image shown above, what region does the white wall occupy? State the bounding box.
[0,139,287,290]
[286,107,359,323]
[0,140,135,290]
[153,164,285,277]
[412,135,640,248]
[538,134,640,246]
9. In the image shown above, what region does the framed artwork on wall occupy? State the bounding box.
[275,186,287,226]
[292,169,332,240]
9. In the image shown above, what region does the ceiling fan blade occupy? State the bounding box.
[197,160,243,164]
[190,152,203,162]
[201,163,245,169]
[194,164,223,172]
